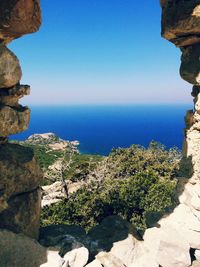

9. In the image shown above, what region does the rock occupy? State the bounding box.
[0,105,30,136]
[39,224,86,249]
[180,44,200,85]
[0,230,47,267]
[160,204,200,249]
[0,0,41,43]
[0,188,41,239]
[161,0,200,47]
[0,144,42,212]
[87,216,142,258]
[40,247,89,267]
[96,252,125,267]
[0,137,8,144]
[85,260,102,267]
[195,250,200,262]
[0,84,30,106]
[42,181,84,207]
[136,226,191,267]
[193,261,200,267]
[0,45,22,88]
[40,250,64,267]
[63,247,89,267]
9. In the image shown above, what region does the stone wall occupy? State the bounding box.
[1,1,200,267]
[0,0,42,240]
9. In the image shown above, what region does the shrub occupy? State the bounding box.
[41,142,180,232]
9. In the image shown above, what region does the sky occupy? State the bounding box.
[9,0,192,105]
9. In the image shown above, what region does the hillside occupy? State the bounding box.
[22,135,181,233]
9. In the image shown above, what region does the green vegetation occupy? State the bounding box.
[63,153,103,182]
[41,142,180,232]
[29,145,64,170]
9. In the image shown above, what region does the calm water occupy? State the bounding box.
[12,104,192,155]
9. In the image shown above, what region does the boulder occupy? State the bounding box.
[0,45,22,88]
[39,224,86,250]
[0,105,30,136]
[140,226,191,267]
[0,84,30,106]
[63,247,89,267]
[0,230,47,267]
[40,250,64,267]
[0,188,41,239]
[161,0,200,47]
[193,261,200,267]
[42,180,84,207]
[96,252,126,267]
[195,250,200,262]
[85,260,102,267]
[0,0,41,43]
[0,144,42,212]
[180,44,200,85]
[87,215,142,258]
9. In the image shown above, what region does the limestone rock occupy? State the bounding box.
[180,44,200,85]
[42,181,84,207]
[193,261,200,267]
[85,260,102,267]
[0,230,47,267]
[87,215,142,258]
[0,144,42,212]
[0,45,22,88]
[0,188,41,239]
[0,0,41,43]
[0,84,30,106]
[63,247,89,267]
[96,252,125,267]
[161,0,200,47]
[0,105,30,136]
[195,250,200,262]
[40,250,64,267]
[131,225,191,267]
[39,224,86,249]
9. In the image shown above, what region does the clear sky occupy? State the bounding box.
[9,0,192,105]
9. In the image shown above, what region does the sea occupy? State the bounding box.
[12,104,192,155]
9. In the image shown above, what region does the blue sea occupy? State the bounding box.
[12,104,192,155]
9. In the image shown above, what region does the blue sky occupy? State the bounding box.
[9,0,192,105]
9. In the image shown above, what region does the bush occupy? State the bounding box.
[41,142,180,232]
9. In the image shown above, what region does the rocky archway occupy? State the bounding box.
[1,1,200,267]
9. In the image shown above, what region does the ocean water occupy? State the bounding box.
[12,104,192,155]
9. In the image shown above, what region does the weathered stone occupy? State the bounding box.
[42,180,84,207]
[183,93,200,181]
[85,260,102,267]
[91,234,138,267]
[0,144,42,212]
[195,249,200,262]
[63,247,89,267]
[0,45,22,88]
[0,0,41,44]
[161,0,200,47]
[0,137,8,144]
[40,250,64,267]
[185,110,194,129]
[96,252,125,267]
[180,44,200,85]
[0,84,30,106]
[0,230,47,267]
[0,105,30,136]
[0,188,41,239]
[131,226,191,267]
[87,215,142,258]
[39,224,86,248]
[193,261,200,267]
